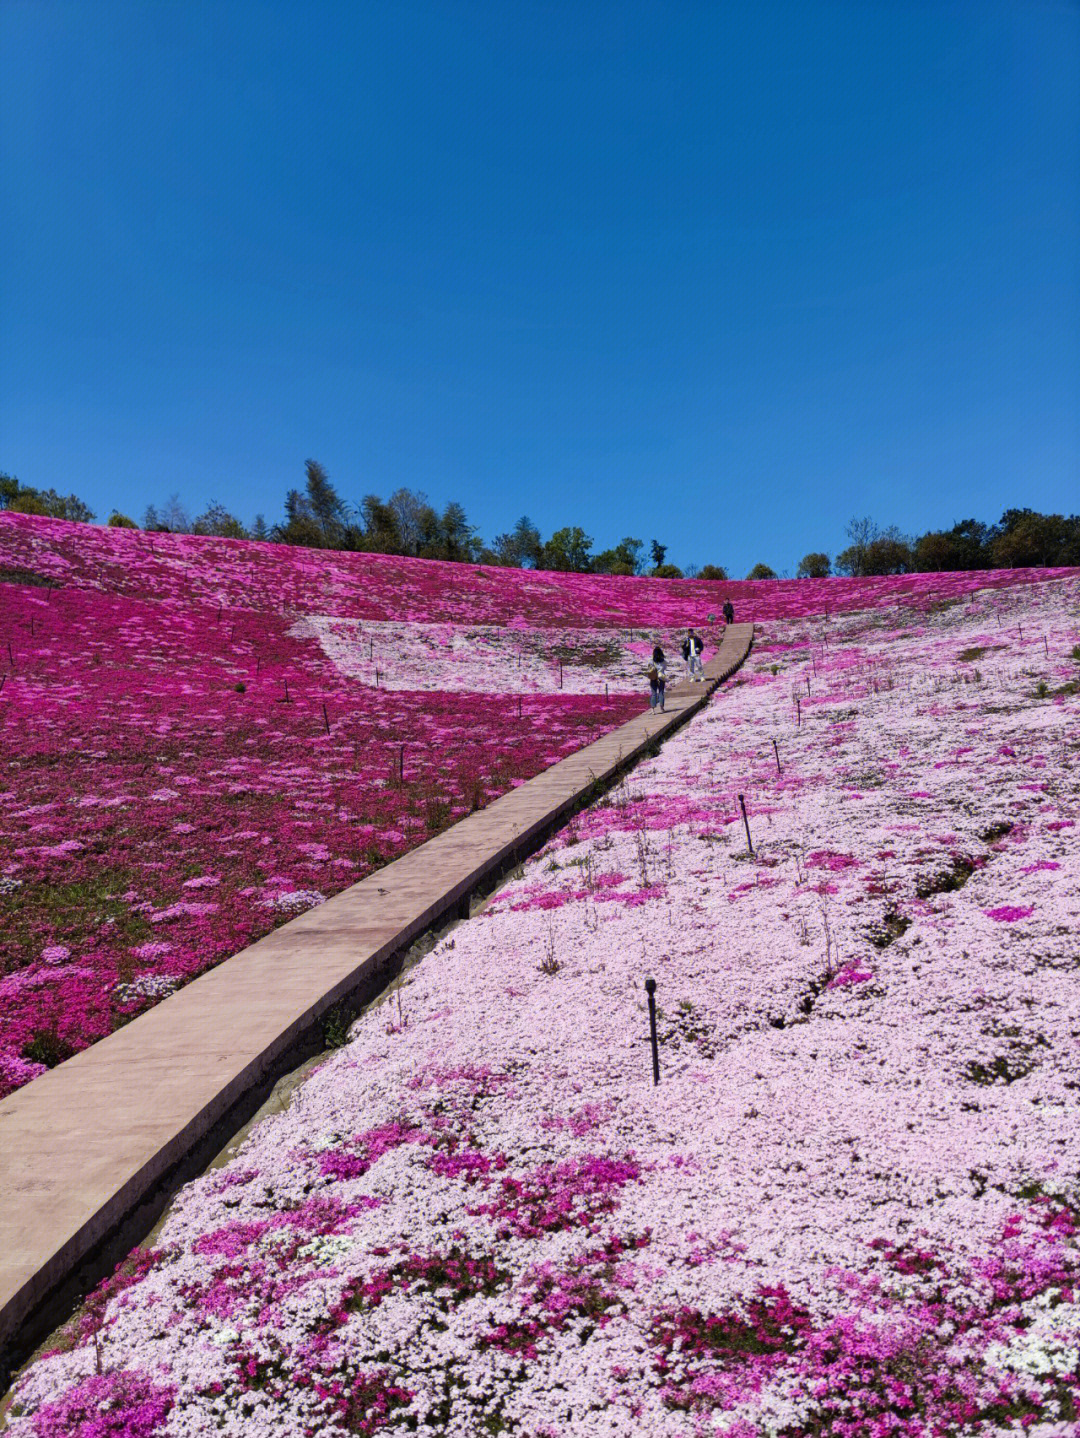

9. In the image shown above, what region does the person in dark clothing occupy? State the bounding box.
[647,644,667,711]
[722,600,735,625]
[681,628,705,681]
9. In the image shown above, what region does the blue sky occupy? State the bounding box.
[2,0,1077,576]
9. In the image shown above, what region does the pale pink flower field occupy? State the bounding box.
[7,565,1079,1436]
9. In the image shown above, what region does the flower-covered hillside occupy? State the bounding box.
[11,575,1078,1436]
[3,511,1075,626]
[0,555,640,1098]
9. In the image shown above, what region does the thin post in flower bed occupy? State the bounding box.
[805,675,811,696]
[322,703,331,737]
[795,695,801,726]
[645,978,660,1084]
[1044,634,1049,658]
[399,744,405,785]
[739,793,754,854]
[375,667,380,687]
[283,677,290,703]
[6,642,13,667]
[772,738,781,774]
[559,661,563,689]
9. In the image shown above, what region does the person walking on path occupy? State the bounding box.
[682,627,705,681]
[723,599,735,625]
[647,644,667,711]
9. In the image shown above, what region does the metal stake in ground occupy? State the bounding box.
[795,695,801,727]
[644,978,660,1085]
[739,793,754,854]
[322,703,331,737]
[772,738,781,774]
[399,744,405,785]
[283,677,290,703]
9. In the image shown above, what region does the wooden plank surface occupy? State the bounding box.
[0,624,753,1355]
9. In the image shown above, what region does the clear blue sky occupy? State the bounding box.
[2,0,1077,576]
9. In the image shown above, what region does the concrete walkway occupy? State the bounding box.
[0,624,753,1364]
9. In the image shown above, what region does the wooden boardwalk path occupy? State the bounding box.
[0,624,753,1369]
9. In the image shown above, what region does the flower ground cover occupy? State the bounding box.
[8,571,1078,1435]
[0,523,650,1097]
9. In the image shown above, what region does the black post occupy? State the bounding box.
[1018,625,1023,641]
[517,694,522,719]
[6,642,13,667]
[376,667,380,687]
[645,978,660,1085]
[559,662,563,689]
[322,703,331,737]
[772,738,781,774]
[739,793,754,854]
[795,696,801,727]
[283,677,290,703]
[399,744,404,785]
[806,676,810,696]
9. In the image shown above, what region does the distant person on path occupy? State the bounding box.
[723,599,735,625]
[647,644,667,711]
[682,627,704,681]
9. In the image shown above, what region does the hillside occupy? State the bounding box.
[6,562,1079,1435]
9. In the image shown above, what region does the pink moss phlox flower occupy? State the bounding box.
[27,1370,174,1437]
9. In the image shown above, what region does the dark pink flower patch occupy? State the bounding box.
[806,850,860,872]
[26,1369,174,1437]
[984,905,1034,922]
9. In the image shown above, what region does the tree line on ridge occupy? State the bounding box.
[2,466,1078,579]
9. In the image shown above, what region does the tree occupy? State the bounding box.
[797,552,830,578]
[649,540,667,570]
[541,526,593,573]
[192,500,248,539]
[0,473,94,522]
[150,495,187,532]
[250,514,270,541]
[304,460,347,544]
[594,537,644,576]
[746,562,777,579]
[274,488,323,547]
[107,511,138,528]
[697,564,728,581]
[651,563,684,579]
[990,509,1080,569]
[388,488,436,557]
[437,502,480,563]
[7,491,47,516]
[861,528,913,575]
[357,494,403,553]
[835,516,879,577]
[492,516,545,568]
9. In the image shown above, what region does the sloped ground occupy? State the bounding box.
[1,520,649,1096]
[8,574,1078,1435]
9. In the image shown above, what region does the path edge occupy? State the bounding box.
[0,625,753,1379]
